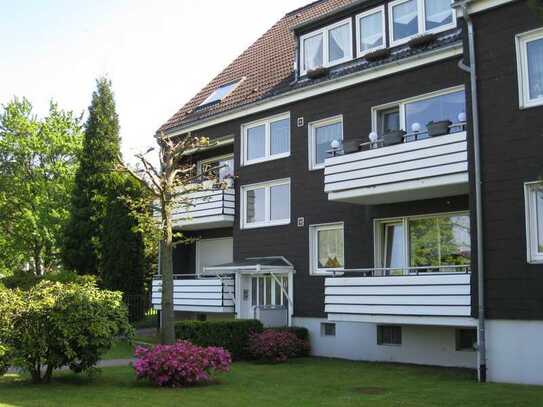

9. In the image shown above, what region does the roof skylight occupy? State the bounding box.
[199,79,241,107]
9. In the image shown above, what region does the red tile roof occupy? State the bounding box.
[159,0,354,134]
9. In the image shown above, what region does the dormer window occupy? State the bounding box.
[199,79,241,107]
[356,6,386,57]
[389,0,456,47]
[300,18,353,75]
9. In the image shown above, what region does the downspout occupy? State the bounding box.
[456,1,486,383]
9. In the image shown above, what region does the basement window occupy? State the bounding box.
[456,328,477,351]
[321,322,336,337]
[199,79,241,107]
[377,325,402,346]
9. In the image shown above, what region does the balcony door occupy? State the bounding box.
[195,237,233,274]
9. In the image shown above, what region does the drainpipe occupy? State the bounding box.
[456,1,486,383]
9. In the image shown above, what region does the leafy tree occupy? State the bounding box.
[117,134,223,344]
[0,281,133,384]
[62,77,120,277]
[0,98,82,276]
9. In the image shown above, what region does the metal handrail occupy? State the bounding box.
[328,264,471,277]
[153,273,235,280]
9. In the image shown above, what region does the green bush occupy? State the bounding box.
[1,270,96,290]
[0,281,133,383]
[175,320,263,360]
[0,344,10,376]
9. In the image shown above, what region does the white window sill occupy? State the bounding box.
[389,23,456,48]
[520,98,543,110]
[528,257,543,265]
[243,153,290,167]
[241,219,290,230]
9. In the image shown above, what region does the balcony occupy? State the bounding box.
[171,187,235,231]
[324,266,474,326]
[324,129,469,205]
[152,275,235,313]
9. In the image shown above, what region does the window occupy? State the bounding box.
[251,275,289,307]
[377,325,402,345]
[372,87,465,138]
[309,223,344,275]
[321,322,336,337]
[242,113,290,165]
[199,79,242,107]
[300,18,353,75]
[389,0,455,46]
[456,329,477,351]
[376,212,471,274]
[197,154,234,182]
[308,115,343,170]
[525,181,543,263]
[516,28,543,109]
[241,179,290,229]
[356,6,386,57]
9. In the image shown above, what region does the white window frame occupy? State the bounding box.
[197,153,234,178]
[300,18,353,76]
[309,222,345,276]
[371,85,465,133]
[308,115,343,170]
[240,178,291,229]
[356,5,387,58]
[516,28,543,109]
[241,112,290,166]
[373,211,470,269]
[524,181,543,264]
[388,0,456,47]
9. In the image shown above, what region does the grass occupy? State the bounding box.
[1,358,542,406]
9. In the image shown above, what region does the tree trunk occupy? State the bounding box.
[160,198,176,344]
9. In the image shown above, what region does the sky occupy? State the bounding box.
[0,0,309,163]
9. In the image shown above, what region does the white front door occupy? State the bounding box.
[195,237,233,274]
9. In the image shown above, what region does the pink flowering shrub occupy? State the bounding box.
[248,330,310,363]
[133,341,231,387]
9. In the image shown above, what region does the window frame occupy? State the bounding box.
[197,153,234,180]
[241,112,291,166]
[388,0,456,48]
[371,85,465,134]
[308,115,344,170]
[240,178,291,230]
[299,18,353,76]
[516,28,543,109]
[377,325,402,346]
[321,322,337,337]
[524,181,543,264]
[309,222,345,276]
[373,210,471,270]
[356,5,387,57]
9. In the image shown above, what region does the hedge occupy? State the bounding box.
[268,326,309,342]
[175,319,263,360]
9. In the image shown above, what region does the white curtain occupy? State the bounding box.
[318,229,344,268]
[528,38,543,100]
[304,34,323,71]
[425,0,452,29]
[360,11,383,51]
[328,23,349,62]
[270,118,289,155]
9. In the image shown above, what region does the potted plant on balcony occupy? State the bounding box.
[427,120,452,137]
[364,48,390,63]
[383,129,406,146]
[306,66,329,80]
[407,33,437,49]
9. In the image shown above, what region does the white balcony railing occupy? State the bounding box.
[170,188,235,230]
[324,131,469,205]
[324,266,474,326]
[152,275,235,314]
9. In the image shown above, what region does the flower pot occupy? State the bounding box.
[407,33,437,49]
[427,120,452,137]
[383,130,406,146]
[364,48,390,62]
[306,67,329,79]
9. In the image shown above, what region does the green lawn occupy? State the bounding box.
[1,358,542,406]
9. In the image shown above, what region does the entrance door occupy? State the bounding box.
[195,237,233,274]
